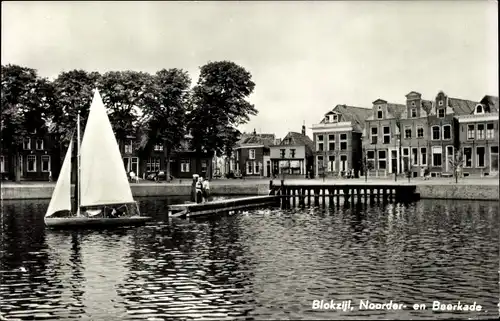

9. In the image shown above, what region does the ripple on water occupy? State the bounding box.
[0,198,498,320]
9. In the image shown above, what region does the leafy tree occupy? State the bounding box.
[139,69,191,179]
[98,71,150,144]
[1,64,53,181]
[188,61,257,166]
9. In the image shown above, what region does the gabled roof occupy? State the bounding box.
[448,97,478,115]
[405,91,422,98]
[332,104,372,131]
[372,99,387,104]
[479,95,499,113]
[238,133,275,147]
[277,131,314,152]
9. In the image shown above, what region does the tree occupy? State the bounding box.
[139,69,191,180]
[188,61,257,162]
[98,71,150,144]
[449,149,464,183]
[392,107,404,182]
[1,64,53,181]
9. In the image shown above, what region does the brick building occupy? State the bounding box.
[270,126,314,177]
[311,104,372,177]
[234,131,275,177]
[1,130,58,181]
[455,95,499,177]
[362,99,407,177]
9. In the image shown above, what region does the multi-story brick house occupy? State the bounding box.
[362,99,406,177]
[234,131,275,177]
[311,104,372,178]
[1,130,58,181]
[270,126,314,177]
[455,95,499,177]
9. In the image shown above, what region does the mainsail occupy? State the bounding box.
[45,137,73,217]
[79,89,135,207]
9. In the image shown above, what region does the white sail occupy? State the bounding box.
[79,89,135,207]
[45,137,73,217]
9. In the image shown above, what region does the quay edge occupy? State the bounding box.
[0,181,498,201]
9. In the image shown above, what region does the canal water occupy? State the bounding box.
[0,196,498,320]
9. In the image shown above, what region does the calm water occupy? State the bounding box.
[0,196,498,320]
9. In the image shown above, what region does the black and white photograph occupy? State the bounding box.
[1,1,499,320]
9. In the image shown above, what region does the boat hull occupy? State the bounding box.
[45,216,152,229]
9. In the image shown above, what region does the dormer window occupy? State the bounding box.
[437,109,445,118]
[411,108,417,118]
[475,104,484,114]
[377,111,383,119]
[332,115,338,122]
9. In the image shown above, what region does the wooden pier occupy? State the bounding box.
[168,195,280,218]
[270,183,419,208]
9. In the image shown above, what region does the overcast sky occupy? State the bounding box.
[2,1,498,138]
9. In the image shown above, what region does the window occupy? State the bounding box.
[446,146,454,169]
[340,155,347,171]
[432,126,440,140]
[412,148,418,165]
[411,108,417,118]
[154,144,163,151]
[328,134,335,151]
[36,139,44,150]
[378,150,387,169]
[332,115,338,122]
[340,133,347,150]
[417,126,424,138]
[486,123,494,139]
[432,147,442,167]
[438,109,445,118]
[249,149,256,160]
[411,101,416,107]
[124,140,133,154]
[247,161,253,174]
[201,160,207,171]
[467,125,475,140]
[476,147,485,167]
[367,150,375,169]
[181,159,190,172]
[255,162,260,174]
[491,146,499,172]
[404,126,412,139]
[403,148,409,156]
[280,149,286,158]
[476,104,483,114]
[442,125,451,140]
[383,126,390,144]
[476,124,485,140]
[27,155,36,172]
[371,127,378,144]
[0,156,4,173]
[23,138,31,150]
[290,149,296,158]
[438,100,444,106]
[377,111,383,119]
[317,156,324,170]
[328,155,336,171]
[420,147,427,166]
[147,157,160,172]
[463,148,472,167]
[317,135,324,151]
[41,155,51,172]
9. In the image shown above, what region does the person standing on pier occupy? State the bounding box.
[191,174,199,202]
[202,177,210,202]
[195,176,203,203]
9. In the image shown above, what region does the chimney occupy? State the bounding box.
[301,124,306,135]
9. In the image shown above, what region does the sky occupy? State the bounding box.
[2,1,498,139]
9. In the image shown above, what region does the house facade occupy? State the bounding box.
[270,126,314,177]
[311,104,372,178]
[362,99,407,177]
[455,95,499,177]
[1,131,58,181]
[234,131,275,177]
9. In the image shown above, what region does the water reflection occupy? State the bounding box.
[0,197,498,320]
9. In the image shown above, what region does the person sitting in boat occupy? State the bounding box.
[195,177,203,203]
[202,177,210,202]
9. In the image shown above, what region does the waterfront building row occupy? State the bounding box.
[311,91,499,178]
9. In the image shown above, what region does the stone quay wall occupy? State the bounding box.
[1,181,498,201]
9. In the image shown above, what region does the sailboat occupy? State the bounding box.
[44,89,152,228]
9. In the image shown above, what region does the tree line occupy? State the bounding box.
[1,61,258,180]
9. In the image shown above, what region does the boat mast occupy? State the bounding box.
[76,111,81,217]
